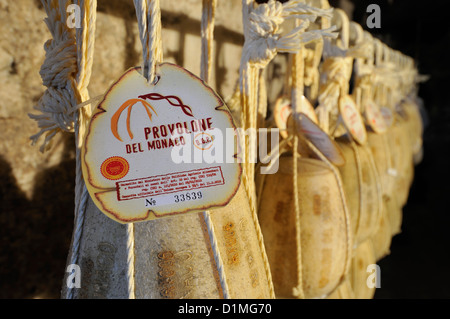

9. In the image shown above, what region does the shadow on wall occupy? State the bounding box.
[0,134,76,299]
[98,0,244,96]
[3,0,247,299]
[348,0,450,299]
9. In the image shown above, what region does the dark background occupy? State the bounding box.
[348,0,450,299]
[1,0,449,299]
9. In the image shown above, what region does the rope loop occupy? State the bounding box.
[29,0,83,152]
[243,0,337,69]
[133,0,162,83]
[40,38,78,89]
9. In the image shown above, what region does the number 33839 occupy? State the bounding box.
[174,191,203,203]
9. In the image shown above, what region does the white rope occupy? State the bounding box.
[134,0,162,83]
[202,212,230,299]
[76,0,96,94]
[241,0,336,70]
[126,223,136,299]
[240,0,337,185]
[28,0,97,299]
[351,26,375,109]
[67,177,89,299]
[318,10,372,132]
[200,0,216,83]
[29,0,78,152]
[127,0,163,299]
[289,7,337,298]
[71,0,97,300]
[239,0,337,300]
[291,135,305,299]
[199,0,230,299]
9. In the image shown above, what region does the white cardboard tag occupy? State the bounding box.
[292,112,346,167]
[339,95,367,145]
[274,95,318,139]
[364,99,387,134]
[82,63,241,223]
[295,95,319,124]
[273,97,292,139]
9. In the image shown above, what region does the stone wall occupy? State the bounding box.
[0,0,275,298]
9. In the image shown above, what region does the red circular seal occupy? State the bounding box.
[193,132,214,150]
[100,156,129,180]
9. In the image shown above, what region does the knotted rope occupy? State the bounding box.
[29,0,94,152]
[240,0,336,204]
[28,0,97,300]
[351,26,375,110]
[303,44,322,102]
[317,9,369,134]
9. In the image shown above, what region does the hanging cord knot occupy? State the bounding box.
[40,35,78,89]
[29,84,79,150]
[28,1,83,152]
[318,56,351,111]
[318,37,371,118]
[353,31,375,78]
[243,0,337,69]
[351,29,377,107]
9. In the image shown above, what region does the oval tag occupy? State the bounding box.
[82,63,242,223]
[364,99,387,134]
[292,112,346,167]
[273,97,292,139]
[295,95,319,125]
[274,95,318,139]
[339,95,367,145]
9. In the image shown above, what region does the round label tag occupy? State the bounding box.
[82,63,241,223]
[339,95,367,145]
[274,95,318,139]
[295,95,319,125]
[273,97,292,139]
[364,99,387,134]
[292,112,346,167]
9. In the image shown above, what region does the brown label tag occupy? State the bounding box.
[82,63,241,223]
[292,112,346,167]
[339,95,367,145]
[364,99,387,134]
